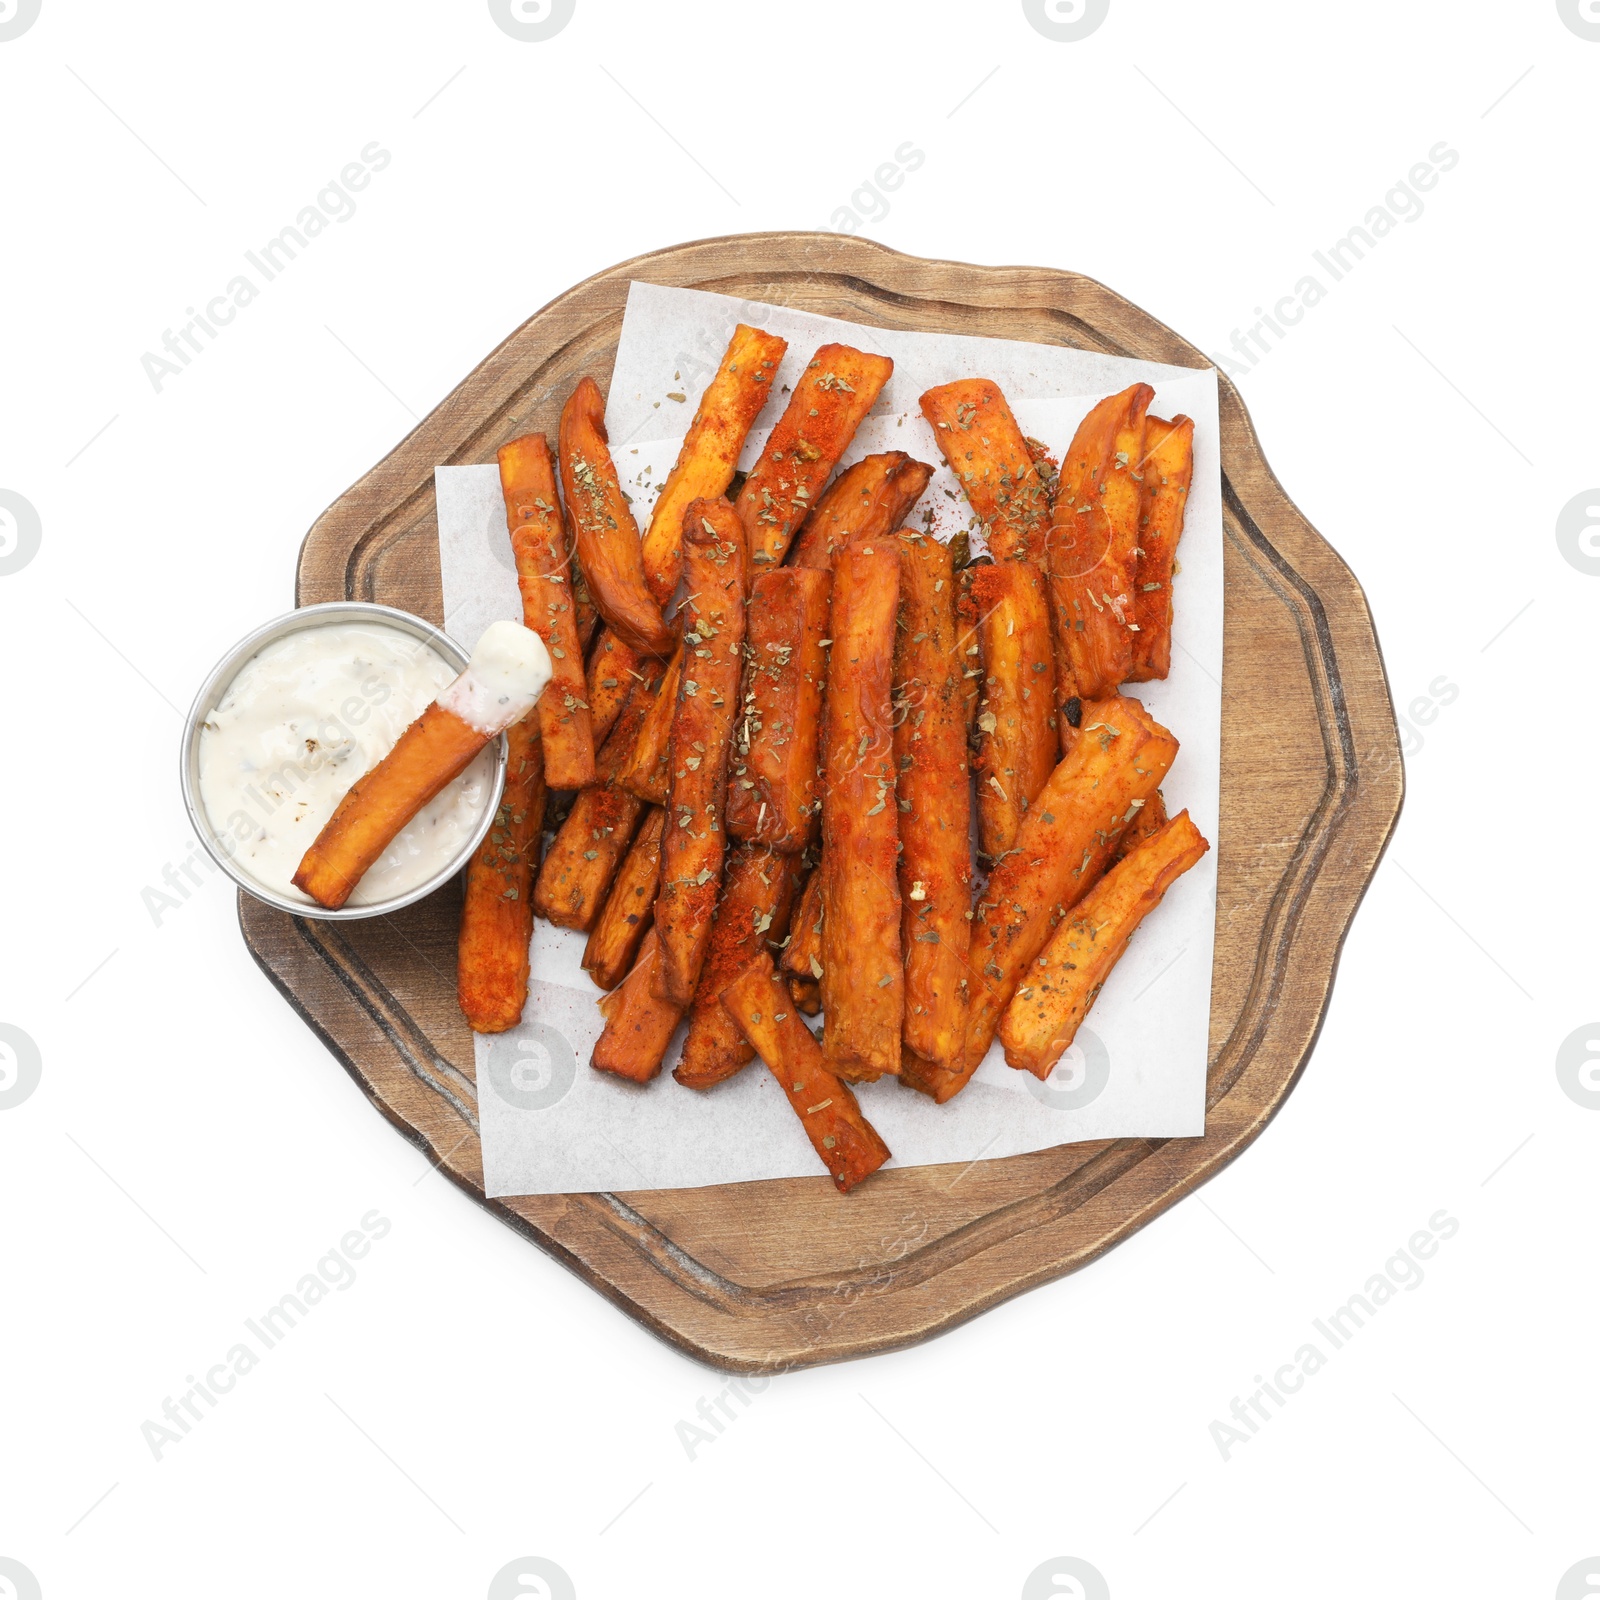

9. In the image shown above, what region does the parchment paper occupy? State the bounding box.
[437,285,1222,1197]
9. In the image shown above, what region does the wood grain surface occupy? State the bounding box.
[241,232,1403,1371]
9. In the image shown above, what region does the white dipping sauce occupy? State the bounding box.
[198,621,497,906]
[440,618,552,735]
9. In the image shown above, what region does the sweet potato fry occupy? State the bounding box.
[788,975,821,1015]
[818,534,902,1080]
[571,557,600,651]
[592,927,683,1083]
[957,694,1177,1084]
[735,344,894,575]
[1127,415,1194,682]
[1001,809,1209,1077]
[582,805,664,991]
[556,448,599,653]
[954,559,984,732]
[559,376,676,658]
[969,558,1059,857]
[920,379,1052,562]
[1045,384,1154,706]
[531,677,655,931]
[1109,788,1167,865]
[498,432,595,790]
[720,953,891,1192]
[903,694,1178,1102]
[1104,386,1151,581]
[456,714,546,1032]
[616,645,681,805]
[1045,506,1127,709]
[893,530,972,1069]
[641,323,789,603]
[725,567,831,853]
[653,499,747,1006]
[787,452,933,570]
[294,622,549,909]
[1057,386,1149,529]
[897,1049,947,1099]
[585,627,645,749]
[673,846,805,1089]
[781,864,825,986]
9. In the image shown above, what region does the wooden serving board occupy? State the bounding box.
[242,233,1403,1371]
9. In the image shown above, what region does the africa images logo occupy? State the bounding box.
[0,0,42,43]
[1022,0,1109,42]
[487,1557,575,1599]
[1021,1557,1111,1599]
[489,0,575,42]
[486,1024,578,1111]
[0,490,42,576]
[1023,1026,1110,1110]
[0,1558,42,1600]
[0,1024,42,1110]
[1556,1023,1600,1109]
[1556,489,1600,576]
[1557,0,1600,42]
[1557,1558,1600,1598]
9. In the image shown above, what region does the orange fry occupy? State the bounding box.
[616,645,682,805]
[582,805,664,991]
[498,431,595,790]
[781,864,825,986]
[818,534,903,1081]
[904,693,1178,1103]
[531,676,656,931]
[1045,384,1154,706]
[592,927,683,1083]
[893,530,972,1069]
[1127,415,1194,682]
[1047,501,1126,708]
[559,376,676,657]
[653,499,747,1006]
[585,627,645,749]
[457,714,546,1032]
[1001,809,1209,1077]
[1110,788,1167,865]
[563,458,600,654]
[735,344,894,575]
[571,555,600,651]
[641,323,789,603]
[674,845,805,1089]
[720,953,891,1192]
[725,567,831,853]
[1104,386,1152,588]
[898,1047,949,1100]
[294,622,548,909]
[919,379,1052,562]
[956,694,1178,1088]
[969,558,1058,857]
[788,975,821,1015]
[1057,386,1149,541]
[787,452,933,571]
[953,559,984,732]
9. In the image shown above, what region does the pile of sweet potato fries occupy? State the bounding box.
[457,326,1210,1192]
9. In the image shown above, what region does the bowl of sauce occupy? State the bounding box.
[181,602,508,919]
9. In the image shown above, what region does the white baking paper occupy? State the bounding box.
[438,285,1222,1197]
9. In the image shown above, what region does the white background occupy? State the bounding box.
[2,4,1596,1598]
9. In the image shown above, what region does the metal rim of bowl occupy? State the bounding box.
[179,601,507,922]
